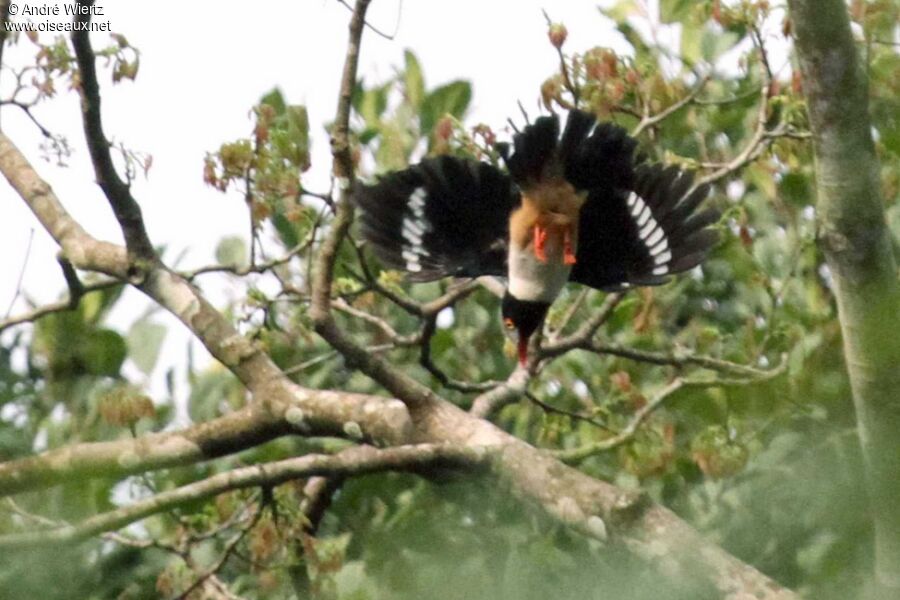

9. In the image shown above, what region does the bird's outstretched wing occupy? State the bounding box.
[353,155,519,280]
[561,113,719,291]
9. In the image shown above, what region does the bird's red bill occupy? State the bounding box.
[518,337,529,367]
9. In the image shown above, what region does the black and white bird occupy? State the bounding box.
[353,109,719,366]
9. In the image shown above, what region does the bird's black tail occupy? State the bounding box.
[498,110,640,192]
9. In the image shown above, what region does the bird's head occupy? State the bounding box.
[501,292,550,367]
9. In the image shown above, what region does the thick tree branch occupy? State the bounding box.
[0,389,411,497]
[789,0,900,592]
[0,132,128,276]
[309,0,370,321]
[71,1,156,261]
[308,0,444,412]
[0,444,484,549]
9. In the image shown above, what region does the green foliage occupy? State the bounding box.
[204,88,318,249]
[352,50,475,169]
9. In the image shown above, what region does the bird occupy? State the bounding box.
[352,109,719,367]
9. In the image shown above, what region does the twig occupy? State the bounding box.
[332,298,402,339]
[632,75,710,138]
[541,292,623,356]
[310,0,370,319]
[554,378,685,463]
[542,9,580,107]
[555,357,786,463]
[524,391,613,433]
[183,241,307,280]
[57,256,85,308]
[418,313,501,393]
[0,278,120,333]
[585,344,786,379]
[336,0,402,40]
[288,475,345,595]
[4,228,33,318]
[71,2,156,262]
[693,27,774,190]
[548,288,590,341]
[0,100,53,138]
[173,502,263,600]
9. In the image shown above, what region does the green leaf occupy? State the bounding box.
[81,329,127,377]
[271,211,300,248]
[404,50,425,109]
[259,87,287,115]
[600,0,638,25]
[681,24,703,65]
[779,172,812,207]
[701,28,740,62]
[127,320,167,376]
[80,285,125,325]
[215,235,247,267]
[659,0,693,23]
[359,83,390,125]
[419,80,471,135]
[358,126,380,145]
[285,104,311,169]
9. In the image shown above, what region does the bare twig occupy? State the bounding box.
[541,292,623,355]
[548,288,590,340]
[542,9,579,107]
[632,75,711,138]
[71,1,156,261]
[0,278,120,333]
[586,344,785,379]
[693,26,778,190]
[336,0,401,40]
[524,391,613,433]
[555,378,685,463]
[418,312,502,393]
[310,0,370,318]
[184,240,310,281]
[3,228,34,317]
[173,503,263,600]
[555,356,786,463]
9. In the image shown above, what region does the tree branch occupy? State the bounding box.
[632,75,710,138]
[71,0,156,261]
[0,132,129,276]
[0,278,119,333]
[0,444,484,549]
[789,0,900,592]
[0,389,411,497]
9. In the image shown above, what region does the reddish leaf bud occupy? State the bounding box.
[435,115,453,141]
[548,23,568,49]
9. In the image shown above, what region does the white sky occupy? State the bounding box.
[0,0,660,399]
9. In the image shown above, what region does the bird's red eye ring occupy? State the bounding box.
[503,318,515,330]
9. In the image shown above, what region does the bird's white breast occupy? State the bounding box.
[507,236,572,302]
